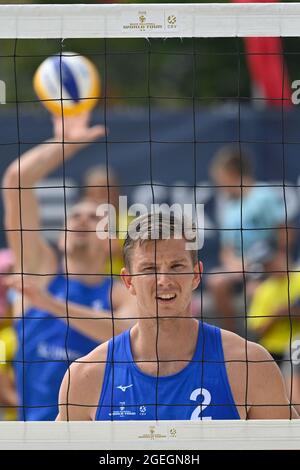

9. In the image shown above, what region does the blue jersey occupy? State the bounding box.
[96,322,239,421]
[14,274,112,421]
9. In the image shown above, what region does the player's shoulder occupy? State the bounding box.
[70,341,109,388]
[220,328,283,417]
[58,341,110,420]
[221,327,273,363]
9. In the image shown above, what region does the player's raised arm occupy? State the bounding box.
[7,276,137,342]
[2,112,105,276]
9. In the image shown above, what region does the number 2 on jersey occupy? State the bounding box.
[190,388,212,420]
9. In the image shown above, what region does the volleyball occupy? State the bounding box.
[33,52,101,116]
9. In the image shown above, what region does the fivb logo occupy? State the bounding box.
[95,196,205,250]
[0,80,6,104]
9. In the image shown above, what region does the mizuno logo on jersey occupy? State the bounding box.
[117,384,133,392]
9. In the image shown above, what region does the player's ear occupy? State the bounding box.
[192,261,202,290]
[121,267,136,295]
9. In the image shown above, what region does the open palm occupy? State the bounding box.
[53,111,106,145]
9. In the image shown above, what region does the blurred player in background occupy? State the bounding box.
[0,249,14,323]
[82,164,129,276]
[2,111,136,421]
[82,164,120,209]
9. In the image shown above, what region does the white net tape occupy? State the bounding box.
[0,3,300,39]
[0,420,299,450]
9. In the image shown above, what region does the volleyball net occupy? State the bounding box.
[0,3,300,450]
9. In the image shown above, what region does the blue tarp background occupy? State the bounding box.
[1,104,300,269]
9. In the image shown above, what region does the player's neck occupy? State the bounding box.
[64,255,106,285]
[242,177,254,195]
[130,317,199,376]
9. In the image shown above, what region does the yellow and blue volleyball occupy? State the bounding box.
[33,52,101,116]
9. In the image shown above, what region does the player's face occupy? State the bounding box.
[212,168,242,198]
[64,201,108,256]
[264,251,286,275]
[84,174,119,206]
[122,239,202,318]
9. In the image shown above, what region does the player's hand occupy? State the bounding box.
[4,276,53,312]
[52,111,106,146]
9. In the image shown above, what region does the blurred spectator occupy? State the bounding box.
[0,249,14,324]
[248,240,300,364]
[0,248,17,420]
[208,145,289,332]
[0,325,17,420]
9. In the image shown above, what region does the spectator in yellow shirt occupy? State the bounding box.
[0,249,17,420]
[248,240,300,363]
[0,325,17,420]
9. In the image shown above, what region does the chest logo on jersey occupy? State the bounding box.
[117,384,133,392]
[108,401,137,418]
[139,405,147,416]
